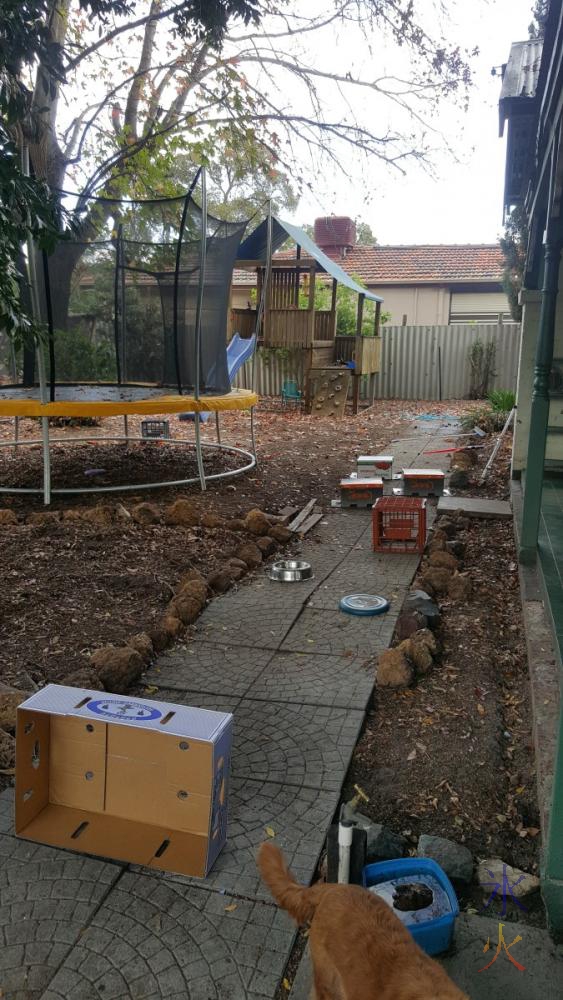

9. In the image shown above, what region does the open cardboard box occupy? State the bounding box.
[15,685,232,878]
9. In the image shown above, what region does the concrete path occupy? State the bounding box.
[289,915,563,1000]
[1,413,468,1000]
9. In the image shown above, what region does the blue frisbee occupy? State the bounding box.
[339,594,390,616]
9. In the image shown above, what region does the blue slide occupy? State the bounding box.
[179,332,257,422]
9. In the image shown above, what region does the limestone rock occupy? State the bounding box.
[477,859,540,900]
[176,578,208,606]
[207,569,233,594]
[256,536,277,557]
[376,648,414,688]
[432,528,448,544]
[270,524,294,544]
[0,689,29,730]
[399,636,433,675]
[61,667,105,691]
[131,502,161,525]
[436,517,457,538]
[417,834,473,884]
[200,512,226,529]
[456,448,478,467]
[160,614,185,640]
[420,566,453,595]
[451,451,474,471]
[427,536,447,553]
[170,593,203,625]
[126,632,154,665]
[28,511,60,526]
[236,542,263,569]
[62,509,84,521]
[164,499,199,527]
[0,509,17,526]
[245,509,272,536]
[428,549,459,572]
[149,626,172,653]
[395,609,428,641]
[449,468,470,489]
[412,628,439,656]
[90,646,144,693]
[448,573,472,601]
[81,505,114,527]
[176,568,207,593]
[228,560,246,581]
[229,557,247,570]
[404,590,440,629]
[227,518,248,533]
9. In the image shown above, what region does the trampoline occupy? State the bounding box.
[0,169,267,502]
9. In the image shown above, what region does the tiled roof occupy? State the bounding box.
[233,244,504,286]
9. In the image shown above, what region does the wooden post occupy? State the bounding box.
[374,301,381,337]
[294,245,301,307]
[308,265,316,346]
[353,293,365,415]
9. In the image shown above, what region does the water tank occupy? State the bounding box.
[314,216,356,253]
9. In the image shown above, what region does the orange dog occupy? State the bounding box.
[258,842,469,1000]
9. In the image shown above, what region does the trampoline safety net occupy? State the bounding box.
[0,172,247,398]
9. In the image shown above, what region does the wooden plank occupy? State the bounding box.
[297,511,324,536]
[288,498,317,532]
[270,506,300,524]
[437,496,512,519]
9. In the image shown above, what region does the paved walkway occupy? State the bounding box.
[1,414,464,1000]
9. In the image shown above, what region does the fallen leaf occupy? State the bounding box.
[144,686,159,695]
[407,750,417,761]
[477,703,485,716]
[283,979,291,991]
[265,826,276,838]
[224,903,237,912]
[515,786,525,795]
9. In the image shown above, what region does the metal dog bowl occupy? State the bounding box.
[269,559,313,582]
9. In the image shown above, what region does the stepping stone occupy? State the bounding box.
[41,872,295,1000]
[280,607,395,658]
[232,699,364,791]
[437,496,512,519]
[144,776,339,901]
[245,651,374,710]
[0,832,121,1000]
[147,644,273,697]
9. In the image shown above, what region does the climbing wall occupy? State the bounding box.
[306,367,351,418]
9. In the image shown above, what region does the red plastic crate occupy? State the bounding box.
[372,497,427,553]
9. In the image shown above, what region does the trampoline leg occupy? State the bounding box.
[250,406,258,468]
[215,411,222,444]
[123,415,129,449]
[194,415,207,492]
[14,416,19,451]
[41,417,51,506]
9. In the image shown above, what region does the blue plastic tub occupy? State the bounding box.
[362,858,459,956]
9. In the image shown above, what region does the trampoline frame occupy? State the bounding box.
[0,408,257,501]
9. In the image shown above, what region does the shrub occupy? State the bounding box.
[460,404,511,434]
[488,389,516,412]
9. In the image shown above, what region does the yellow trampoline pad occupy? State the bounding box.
[0,386,258,418]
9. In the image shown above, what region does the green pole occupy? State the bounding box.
[519,238,561,562]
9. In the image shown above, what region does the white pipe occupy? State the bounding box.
[337,821,354,884]
[479,407,515,484]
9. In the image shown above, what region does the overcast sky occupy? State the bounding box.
[286,0,534,245]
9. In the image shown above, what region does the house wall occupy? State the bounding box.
[512,274,563,474]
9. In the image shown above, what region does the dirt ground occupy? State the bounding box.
[344,432,541,892]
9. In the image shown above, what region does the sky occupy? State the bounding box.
[283,0,535,245]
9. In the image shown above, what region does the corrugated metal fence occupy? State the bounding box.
[233,323,521,400]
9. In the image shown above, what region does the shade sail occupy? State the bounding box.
[237,216,383,304]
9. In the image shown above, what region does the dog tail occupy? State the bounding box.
[258,841,321,925]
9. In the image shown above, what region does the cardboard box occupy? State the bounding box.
[357,455,393,480]
[15,685,232,878]
[340,476,384,508]
[402,468,445,497]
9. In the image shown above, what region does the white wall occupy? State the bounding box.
[513,265,563,474]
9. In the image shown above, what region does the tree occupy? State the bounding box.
[529,0,549,38]
[6,0,475,340]
[355,221,376,246]
[500,205,528,322]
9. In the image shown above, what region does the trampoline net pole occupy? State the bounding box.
[41,417,51,505]
[192,168,207,491]
[215,411,221,444]
[194,414,207,492]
